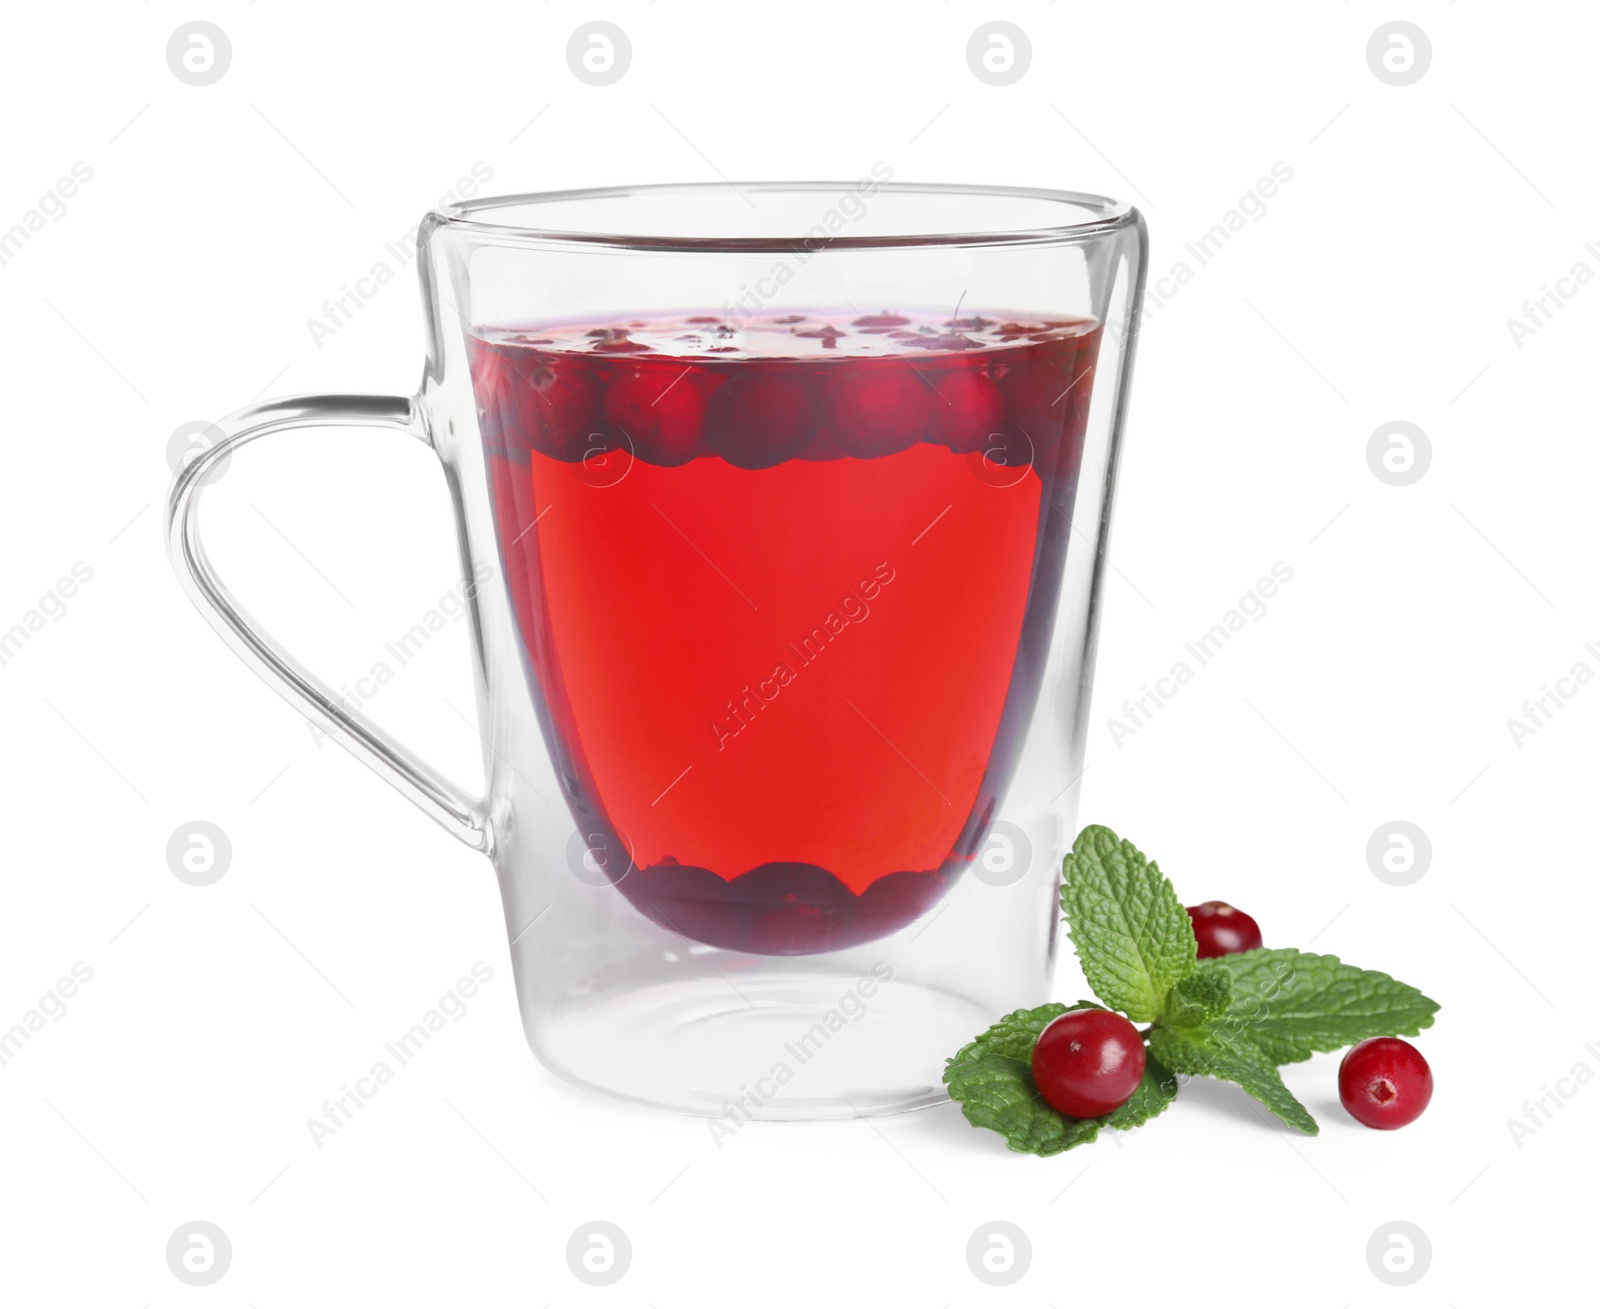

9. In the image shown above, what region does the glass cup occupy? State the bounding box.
[167,182,1146,1119]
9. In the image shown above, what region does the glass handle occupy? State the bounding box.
[165,393,491,852]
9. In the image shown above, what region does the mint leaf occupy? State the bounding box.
[1213,948,1441,1064]
[1061,825,1197,1022]
[944,1054,1106,1155]
[1147,1024,1318,1135]
[943,1005,1178,1156]
[1109,1055,1181,1131]
[1162,960,1233,1028]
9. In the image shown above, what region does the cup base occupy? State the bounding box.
[523,965,1006,1122]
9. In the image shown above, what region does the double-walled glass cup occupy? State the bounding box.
[168,182,1146,1119]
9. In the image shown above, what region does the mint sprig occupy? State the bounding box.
[945,824,1440,1154]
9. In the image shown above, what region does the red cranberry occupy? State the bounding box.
[828,366,933,457]
[796,325,847,348]
[602,364,706,466]
[852,867,951,941]
[793,425,851,462]
[1339,1037,1433,1130]
[998,341,1080,444]
[704,372,817,469]
[1031,1009,1146,1119]
[931,367,1005,454]
[1187,901,1263,958]
[851,312,912,330]
[520,360,603,461]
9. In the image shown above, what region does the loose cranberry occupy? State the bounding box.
[931,366,1005,454]
[704,372,817,469]
[1339,1037,1433,1129]
[1031,1009,1146,1119]
[602,364,707,466]
[828,366,933,458]
[1187,901,1263,958]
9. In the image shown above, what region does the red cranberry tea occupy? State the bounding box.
[469,310,1100,954]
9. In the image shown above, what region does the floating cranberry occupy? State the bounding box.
[1339,1037,1433,1129]
[518,360,604,461]
[999,337,1086,442]
[581,327,652,354]
[705,372,818,469]
[828,366,934,458]
[793,425,851,462]
[931,366,1005,454]
[852,868,951,941]
[851,312,912,331]
[629,860,740,947]
[737,863,855,955]
[913,332,982,353]
[1032,1008,1147,1119]
[999,367,1057,434]
[1186,901,1263,958]
[602,365,707,466]
[796,325,847,349]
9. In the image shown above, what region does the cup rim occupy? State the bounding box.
[432,181,1136,253]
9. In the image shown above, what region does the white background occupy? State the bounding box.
[2,1,1594,1303]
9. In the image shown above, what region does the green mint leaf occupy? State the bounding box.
[1107,1055,1181,1132]
[1061,825,1197,1022]
[1147,1024,1318,1135]
[943,1054,1107,1156]
[943,1005,1178,1156]
[1162,960,1234,1028]
[1213,948,1441,1064]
